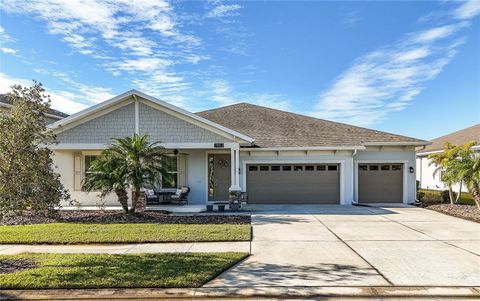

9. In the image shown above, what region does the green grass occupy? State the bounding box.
[418,188,475,206]
[0,252,248,289]
[0,223,251,244]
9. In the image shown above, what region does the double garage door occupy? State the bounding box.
[246,164,340,204]
[246,162,404,204]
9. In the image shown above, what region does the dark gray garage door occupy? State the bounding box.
[246,164,340,204]
[358,163,403,203]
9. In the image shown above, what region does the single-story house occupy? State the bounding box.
[416,124,480,192]
[48,90,429,206]
[0,94,69,124]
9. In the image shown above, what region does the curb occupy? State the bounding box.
[1,286,479,300]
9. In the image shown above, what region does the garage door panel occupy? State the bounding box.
[358,164,403,203]
[247,165,339,204]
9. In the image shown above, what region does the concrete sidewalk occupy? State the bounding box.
[1,286,479,300]
[0,241,250,255]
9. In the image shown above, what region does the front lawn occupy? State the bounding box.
[0,252,248,289]
[0,223,251,244]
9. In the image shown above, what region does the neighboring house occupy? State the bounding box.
[48,90,429,206]
[0,94,69,124]
[416,124,480,192]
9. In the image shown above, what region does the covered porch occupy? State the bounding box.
[52,142,243,207]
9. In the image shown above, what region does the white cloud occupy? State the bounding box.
[208,79,291,110]
[454,0,480,20]
[0,47,17,54]
[207,4,242,18]
[313,2,476,126]
[0,25,18,55]
[414,23,463,43]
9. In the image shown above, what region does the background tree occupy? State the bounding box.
[84,134,167,214]
[428,143,462,204]
[82,153,129,213]
[0,83,69,219]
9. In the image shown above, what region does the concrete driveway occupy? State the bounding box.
[206,204,480,287]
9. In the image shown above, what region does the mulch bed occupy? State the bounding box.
[426,204,480,223]
[0,259,37,274]
[1,210,251,226]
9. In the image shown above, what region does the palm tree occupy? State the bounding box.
[83,153,129,213]
[107,134,167,213]
[446,141,480,209]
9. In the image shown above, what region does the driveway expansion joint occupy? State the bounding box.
[312,214,395,286]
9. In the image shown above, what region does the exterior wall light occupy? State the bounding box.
[409,166,414,173]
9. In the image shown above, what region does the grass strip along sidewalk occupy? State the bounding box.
[0,253,248,289]
[0,223,251,244]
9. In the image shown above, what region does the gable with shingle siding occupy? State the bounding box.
[56,102,136,144]
[55,101,234,144]
[138,103,232,143]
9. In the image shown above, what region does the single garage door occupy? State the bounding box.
[358,163,403,203]
[246,164,340,204]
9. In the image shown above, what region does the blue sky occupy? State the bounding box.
[0,0,479,140]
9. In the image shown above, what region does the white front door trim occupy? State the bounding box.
[354,160,409,204]
[242,159,346,204]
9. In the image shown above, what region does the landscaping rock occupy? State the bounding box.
[426,204,479,223]
[1,210,251,225]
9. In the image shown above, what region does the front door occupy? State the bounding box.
[210,154,231,202]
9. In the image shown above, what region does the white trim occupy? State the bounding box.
[241,159,346,204]
[242,146,366,151]
[51,142,242,150]
[363,141,430,146]
[48,90,255,144]
[134,95,139,134]
[354,160,409,204]
[417,145,480,156]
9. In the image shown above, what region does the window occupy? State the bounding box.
[305,165,315,171]
[294,165,303,171]
[84,155,98,176]
[260,165,269,171]
[359,165,367,171]
[161,156,178,188]
[392,164,402,171]
[317,165,326,171]
[381,165,390,171]
[369,165,379,171]
[282,165,292,171]
[271,165,281,171]
[249,165,258,171]
[328,165,338,171]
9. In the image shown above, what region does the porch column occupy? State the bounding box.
[229,144,241,191]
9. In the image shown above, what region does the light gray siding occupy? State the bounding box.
[56,103,135,144]
[56,102,233,144]
[139,103,231,143]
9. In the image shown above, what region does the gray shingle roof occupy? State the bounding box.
[197,103,427,148]
[420,124,480,153]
